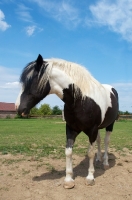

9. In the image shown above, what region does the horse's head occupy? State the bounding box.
[16,54,51,116]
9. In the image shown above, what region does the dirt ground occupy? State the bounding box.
[0,149,132,200]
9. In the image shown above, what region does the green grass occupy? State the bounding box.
[0,118,132,158]
[109,120,132,151]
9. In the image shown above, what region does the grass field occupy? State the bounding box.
[0,118,132,158]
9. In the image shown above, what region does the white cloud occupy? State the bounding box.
[31,0,81,28]
[0,9,11,31]
[16,4,43,36]
[16,3,33,23]
[0,81,19,89]
[25,25,36,36]
[112,82,132,112]
[88,0,132,42]
[0,66,19,82]
[0,66,20,103]
[54,1,80,26]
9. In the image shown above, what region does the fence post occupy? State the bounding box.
[62,110,65,121]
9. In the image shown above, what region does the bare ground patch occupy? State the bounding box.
[0,150,132,200]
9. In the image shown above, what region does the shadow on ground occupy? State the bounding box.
[32,153,116,182]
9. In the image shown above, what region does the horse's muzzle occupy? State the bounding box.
[17,107,29,117]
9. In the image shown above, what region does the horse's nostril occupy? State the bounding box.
[22,112,27,117]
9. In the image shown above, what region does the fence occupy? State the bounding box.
[30,110,65,121]
[119,115,132,120]
[0,112,132,121]
[0,111,16,118]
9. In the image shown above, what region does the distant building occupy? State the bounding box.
[0,102,16,118]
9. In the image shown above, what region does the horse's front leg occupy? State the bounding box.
[64,147,74,189]
[64,124,80,189]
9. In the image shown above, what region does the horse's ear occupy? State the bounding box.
[35,54,43,72]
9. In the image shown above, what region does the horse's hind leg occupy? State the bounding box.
[85,142,96,186]
[103,122,115,169]
[85,126,98,186]
[103,131,111,168]
[63,123,80,189]
[96,131,102,162]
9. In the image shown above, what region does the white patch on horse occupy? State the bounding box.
[65,148,74,182]
[15,86,23,110]
[49,67,74,98]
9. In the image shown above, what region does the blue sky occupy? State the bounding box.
[0,0,132,112]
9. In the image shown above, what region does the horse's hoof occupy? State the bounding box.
[63,180,75,189]
[103,165,109,170]
[85,178,95,186]
[96,159,102,162]
[95,160,102,168]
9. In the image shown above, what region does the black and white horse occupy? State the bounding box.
[16,54,119,189]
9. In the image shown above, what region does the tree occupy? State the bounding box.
[30,106,39,115]
[52,106,62,115]
[124,111,130,115]
[118,110,123,115]
[39,104,52,115]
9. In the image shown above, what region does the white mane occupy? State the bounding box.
[46,58,102,97]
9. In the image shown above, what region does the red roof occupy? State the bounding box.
[0,102,16,111]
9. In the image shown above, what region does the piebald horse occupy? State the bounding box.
[16,54,119,189]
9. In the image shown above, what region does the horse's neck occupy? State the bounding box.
[49,65,103,106]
